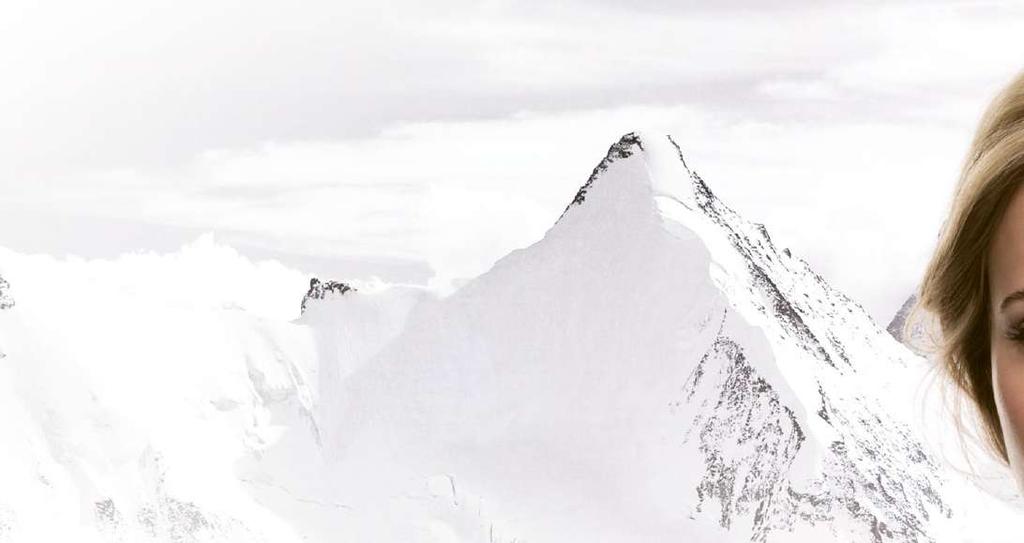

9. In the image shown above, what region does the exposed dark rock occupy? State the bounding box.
[94,498,122,536]
[648,133,951,541]
[124,452,254,541]
[556,132,644,222]
[680,309,949,543]
[0,275,13,310]
[300,277,356,315]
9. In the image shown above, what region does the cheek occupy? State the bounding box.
[993,345,1024,451]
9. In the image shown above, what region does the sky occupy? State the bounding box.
[2,0,1024,325]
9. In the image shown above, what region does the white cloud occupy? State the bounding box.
[0,233,312,321]
[1,0,1016,175]
[2,0,1024,323]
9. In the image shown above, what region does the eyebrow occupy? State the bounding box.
[1001,289,1024,313]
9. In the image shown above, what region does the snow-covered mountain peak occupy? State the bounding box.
[0,133,1021,542]
[554,131,702,227]
[556,131,646,220]
[521,131,881,377]
[319,131,1024,542]
[292,131,1023,542]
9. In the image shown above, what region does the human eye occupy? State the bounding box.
[1005,318,1024,343]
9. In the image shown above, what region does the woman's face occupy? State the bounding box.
[989,185,1024,489]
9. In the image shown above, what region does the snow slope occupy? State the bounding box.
[0,132,1021,542]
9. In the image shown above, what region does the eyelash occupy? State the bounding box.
[1006,321,1024,343]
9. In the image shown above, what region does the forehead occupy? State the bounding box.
[989,184,1024,302]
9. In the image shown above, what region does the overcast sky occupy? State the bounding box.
[2,0,1024,324]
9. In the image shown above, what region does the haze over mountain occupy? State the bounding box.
[0,132,1019,542]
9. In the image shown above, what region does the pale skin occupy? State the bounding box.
[989,184,1024,491]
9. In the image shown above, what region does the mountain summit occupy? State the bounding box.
[286,131,1021,541]
[0,132,1019,542]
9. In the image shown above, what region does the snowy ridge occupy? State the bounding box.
[631,133,952,539]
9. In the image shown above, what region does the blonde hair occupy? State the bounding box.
[907,68,1024,466]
